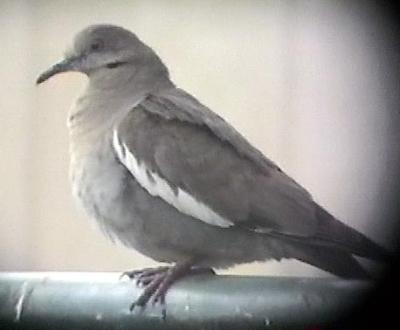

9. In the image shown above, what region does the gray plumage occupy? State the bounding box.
[37,24,388,281]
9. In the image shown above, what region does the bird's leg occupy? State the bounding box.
[150,261,193,305]
[121,266,169,285]
[130,261,192,310]
[135,266,215,287]
[131,272,166,309]
[127,261,215,314]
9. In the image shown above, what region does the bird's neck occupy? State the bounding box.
[88,61,172,91]
[67,70,174,157]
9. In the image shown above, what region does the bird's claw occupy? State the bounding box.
[120,266,168,280]
[122,264,215,319]
[124,267,170,312]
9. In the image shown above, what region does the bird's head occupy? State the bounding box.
[36,24,169,86]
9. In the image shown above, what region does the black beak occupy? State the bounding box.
[36,57,79,85]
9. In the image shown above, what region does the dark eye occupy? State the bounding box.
[90,39,103,51]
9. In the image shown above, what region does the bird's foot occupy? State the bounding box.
[121,266,169,286]
[122,264,215,318]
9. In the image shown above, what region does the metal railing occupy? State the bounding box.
[0,272,371,329]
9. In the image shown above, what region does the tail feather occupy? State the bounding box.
[267,204,390,278]
[282,239,371,279]
[315,205,391,262]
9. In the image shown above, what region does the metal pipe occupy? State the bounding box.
[0,272,371,329]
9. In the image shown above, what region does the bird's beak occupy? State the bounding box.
[36,56,80,84]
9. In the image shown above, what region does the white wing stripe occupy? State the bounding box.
[113,130,233,228]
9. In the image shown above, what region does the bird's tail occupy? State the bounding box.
[314,205,391,263]
[269,204,391,279]
[281,239,371,279]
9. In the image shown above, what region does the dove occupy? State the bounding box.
[37,24,389,309]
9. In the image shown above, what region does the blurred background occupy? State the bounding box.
[0,0,398,276]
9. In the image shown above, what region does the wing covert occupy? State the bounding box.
[113,89,318,236]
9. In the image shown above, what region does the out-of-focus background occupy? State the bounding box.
[0,0,398,275]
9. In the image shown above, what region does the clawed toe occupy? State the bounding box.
[121,266,172,311]
[122,263,215,317]
[120,266,169,280]
[130,273,165,310]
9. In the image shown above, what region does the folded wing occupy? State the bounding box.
[113,88,319,237]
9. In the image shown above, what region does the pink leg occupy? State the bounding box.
[124,262,215,316]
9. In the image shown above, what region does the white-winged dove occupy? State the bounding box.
[37,24,388,308]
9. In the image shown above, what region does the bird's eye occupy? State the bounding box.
[90,39,103,51]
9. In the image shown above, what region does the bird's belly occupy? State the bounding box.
[69,145,189,262]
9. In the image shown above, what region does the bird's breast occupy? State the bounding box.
[69,133,131,238]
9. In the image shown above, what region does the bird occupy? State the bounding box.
[36,24,389,309]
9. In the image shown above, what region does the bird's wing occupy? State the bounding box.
[113,88,318,236]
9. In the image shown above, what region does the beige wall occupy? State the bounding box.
[0,0,397,275]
